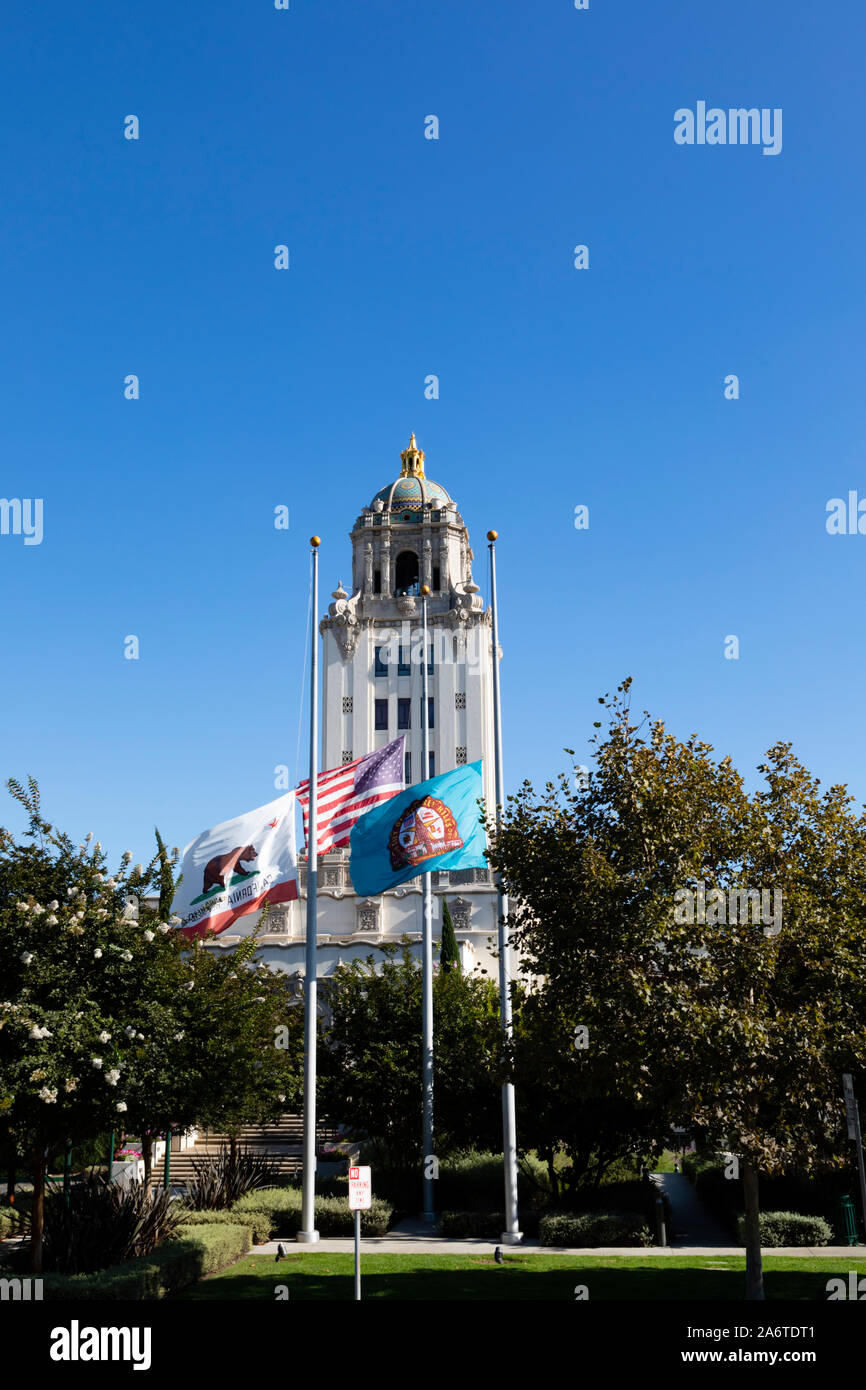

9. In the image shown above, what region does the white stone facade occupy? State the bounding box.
[203,436,502,982]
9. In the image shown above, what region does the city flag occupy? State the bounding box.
[297,736,405,854]
[172,793,299,938]
[349,760,487,898]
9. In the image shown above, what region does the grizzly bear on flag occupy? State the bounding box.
[202,844,257,894]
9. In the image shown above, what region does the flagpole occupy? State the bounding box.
[420,583,435,1224]
[487,531,522,1245]
[298,536,321,1244]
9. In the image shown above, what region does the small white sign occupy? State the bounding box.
[348,1165,372,1210]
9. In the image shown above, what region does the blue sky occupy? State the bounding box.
[1,1,865,861]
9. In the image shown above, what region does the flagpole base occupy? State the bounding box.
[500,1231,523,1246]
[296,1230,320,1244]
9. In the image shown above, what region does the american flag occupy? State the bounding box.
[296,736,405,854]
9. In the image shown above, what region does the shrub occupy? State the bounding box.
[361,1147,550,1214]
[42,1176,183,1274]
[234,1186,300,1220]
[235,1186,393,1237]
[179,1209,272,1245]
[735,1211,833,1248]
[0,1207,27,1239]
[44,1222,251,1300]
[539,1211,654,1248]
[439,1210,541,1239]
[183,1144,281,1211]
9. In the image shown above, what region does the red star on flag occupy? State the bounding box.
[267,817,279,828]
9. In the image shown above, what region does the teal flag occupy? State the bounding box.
[349,761,488,897]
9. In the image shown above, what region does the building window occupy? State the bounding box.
[404,751,412,783]
[456,746,467,765]
[428,751,435,778]
[342,696,353,714]
[374,699,388,730]
[432,566,440,591]
[419,697,434,729]
[406,644,433,674]
[373,568,382,594]
[375,647,388,677]
[397,698,411,730]
[455,691,466,709]
[342,750,353,764]
[395,550,420,596]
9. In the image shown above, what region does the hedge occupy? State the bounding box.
[235,1187,393,1237]
[735,1211,833,1248]
[539,1211,654,1248]
[179,1209,272,1245]
[439,1210,541,1239]
[44,1222,251,1300]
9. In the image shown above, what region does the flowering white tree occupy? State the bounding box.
[0,779,190,1272]
[0,779,304,1272]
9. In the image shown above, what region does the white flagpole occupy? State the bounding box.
[298,536,321,1243]
[487,531,522,1245]
[420,583,435,1223]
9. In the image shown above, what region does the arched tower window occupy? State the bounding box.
[395,550,420,596]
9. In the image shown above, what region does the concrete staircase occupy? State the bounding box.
[165,1115,344,1188]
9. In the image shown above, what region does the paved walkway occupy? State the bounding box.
[253,1215,861,1259]
[652,1171,733,1247]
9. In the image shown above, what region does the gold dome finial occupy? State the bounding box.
[400,432,426,478]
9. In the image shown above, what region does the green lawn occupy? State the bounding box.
[173,1253,866,1301]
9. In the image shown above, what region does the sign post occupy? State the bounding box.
[348,1165,371,1301]
[843,1074,866,1243]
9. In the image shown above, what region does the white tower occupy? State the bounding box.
[320,433,496,815]
[210,436,502,980]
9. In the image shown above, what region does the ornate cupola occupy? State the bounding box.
[400,432,426,478]
[368,435,452,518]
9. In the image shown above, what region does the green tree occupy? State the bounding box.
[488,681,866,1299]
[319,942,501,1167]
[183,930,304,1156]
[439,899,461,974]
[510,988,666,1200]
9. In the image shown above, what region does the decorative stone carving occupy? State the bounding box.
[448,582,482,625]
[356,899,380,933]
[322,584,362,661]
[451,896,471,932]
[397,595,416,617]
[266,906,291,935]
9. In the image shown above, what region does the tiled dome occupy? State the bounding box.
[371,435,452,514]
